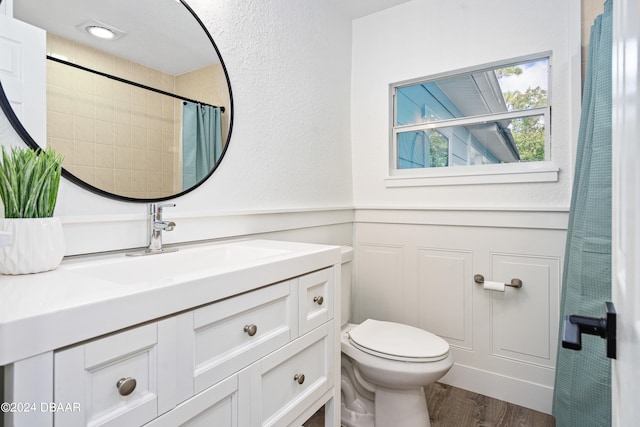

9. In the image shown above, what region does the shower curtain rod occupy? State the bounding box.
[46,55,226,113]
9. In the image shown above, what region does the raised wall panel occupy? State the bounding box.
[354,244,404,324]
[353,218,567,413]
[489,254,560,367]
[418,248,473,349]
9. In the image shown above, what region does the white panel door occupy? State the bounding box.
[0,0,10,16]
[611,0,640,424]
[0,13,46,144]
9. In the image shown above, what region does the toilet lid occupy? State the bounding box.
[348,319,450,362]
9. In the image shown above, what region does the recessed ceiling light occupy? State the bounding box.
[77,19,127,41]
[85,26,117,40]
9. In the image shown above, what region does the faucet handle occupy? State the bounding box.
[156,202,176,210]
[149,202,176,215]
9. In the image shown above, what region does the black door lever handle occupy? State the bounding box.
[562,302,616,359]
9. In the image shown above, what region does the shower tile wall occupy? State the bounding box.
[45,34,228,199]
[175,64,231,150]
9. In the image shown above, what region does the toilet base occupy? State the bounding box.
[375,386,431,427]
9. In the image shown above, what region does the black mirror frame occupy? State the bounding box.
[0,0,233,203]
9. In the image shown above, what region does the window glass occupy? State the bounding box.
[396,114,546,169]
[393,56,549,170]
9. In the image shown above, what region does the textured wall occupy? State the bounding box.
[351,0,581,210]
[0,0,354,253]
[179,0,354,211]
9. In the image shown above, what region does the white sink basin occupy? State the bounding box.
[0,238,341,366]
[62,240,291,286]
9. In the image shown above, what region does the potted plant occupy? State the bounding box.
[0,145,65,274]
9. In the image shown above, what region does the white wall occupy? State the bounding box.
[349,0,581,413]
[0,0,355,254]
[1,0,583,413]
[351,0,581,209]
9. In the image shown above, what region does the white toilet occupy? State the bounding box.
[340,247,454,427]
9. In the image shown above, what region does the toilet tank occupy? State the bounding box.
[341,246,353,327]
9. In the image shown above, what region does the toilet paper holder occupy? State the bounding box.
[474,274,523,288]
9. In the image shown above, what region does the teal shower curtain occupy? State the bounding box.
[553,1,612,426]
[182,102,223,190]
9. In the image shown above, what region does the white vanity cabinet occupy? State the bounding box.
[53,321,178,427]
[177,280,297,399]
[144,374,241,427]
[2,245,340,427]
[240,322,334,427]
[298,269,333,336]
[171,269,335,426]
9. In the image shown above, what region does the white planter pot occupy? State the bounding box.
[0,217,65,275]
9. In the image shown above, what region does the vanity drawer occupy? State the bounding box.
[184,280,296,396]
[298,268,333,335]
[54,320,175,427]
[242,322,334,427]
[145,374,239,427]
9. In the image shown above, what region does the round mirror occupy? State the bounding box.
[0,0,233,202]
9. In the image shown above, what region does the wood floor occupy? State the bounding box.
[304,382,556,427]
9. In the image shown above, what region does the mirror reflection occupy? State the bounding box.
[2,0,232,200]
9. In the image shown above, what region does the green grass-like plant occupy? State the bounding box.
[0,146,64,218]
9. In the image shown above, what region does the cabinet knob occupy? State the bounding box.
[294,373,305,385]
[244,324,258,336]
[116,377,137,396]
[313,296,324,305]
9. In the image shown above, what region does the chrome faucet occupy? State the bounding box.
[146,203,177,253]
[126,203,178,256]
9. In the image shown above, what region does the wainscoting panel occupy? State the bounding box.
[354,244,405,325]
[353,209,568,414]
[418,248,473,350]
[60,208,354,256]
[490,254,560,367]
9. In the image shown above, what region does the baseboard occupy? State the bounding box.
[439,362,554,415]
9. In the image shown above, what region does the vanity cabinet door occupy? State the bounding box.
[180,280,297,398]
[144,374,240,427]
[298,268,333,336]
[54,320,176,427]
[241,322,334,427]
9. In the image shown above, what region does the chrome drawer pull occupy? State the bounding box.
[313,296,324,305]
[116,377,137,396]
[244,324,258,336]
[294,373,305,385]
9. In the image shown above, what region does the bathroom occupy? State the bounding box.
[0,0,636,426]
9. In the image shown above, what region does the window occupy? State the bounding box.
[389,54,556,186]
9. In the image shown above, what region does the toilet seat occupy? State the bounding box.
[348,319,449,362]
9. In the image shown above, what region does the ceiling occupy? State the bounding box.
[14,0,217,76]
[328,0,413,19]
[12,0,413,76]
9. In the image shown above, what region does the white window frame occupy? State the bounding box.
[386,52,558,187]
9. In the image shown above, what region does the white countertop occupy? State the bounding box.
[0,239,341,365]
